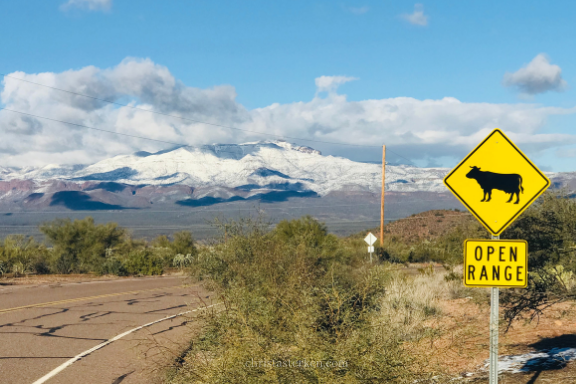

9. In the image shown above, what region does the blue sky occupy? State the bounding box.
[1,0,576,171]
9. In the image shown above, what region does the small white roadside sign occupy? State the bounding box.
[364,232,377,263]
[364,233,377,246]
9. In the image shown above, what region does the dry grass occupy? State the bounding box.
[378,273,448,340]
[391,267,576,383]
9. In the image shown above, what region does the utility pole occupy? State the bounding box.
[380,145,386,246]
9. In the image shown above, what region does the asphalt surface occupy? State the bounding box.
[0,276,213,384]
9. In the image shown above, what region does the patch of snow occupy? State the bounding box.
[481,348,576,374]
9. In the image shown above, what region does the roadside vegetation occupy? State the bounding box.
[499,192,576,327]
[373,193,576,327]
[0,217,197,277]
[164,192,576,383]
[165,216,452,383]
[1,191,575,382]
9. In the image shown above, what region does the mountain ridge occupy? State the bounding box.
[0,140,574,212]
[1,140,451,194]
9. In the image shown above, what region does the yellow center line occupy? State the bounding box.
[0,285,190,314]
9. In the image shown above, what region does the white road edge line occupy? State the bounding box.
[32,303,221,384]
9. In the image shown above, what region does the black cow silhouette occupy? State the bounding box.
[466,166,524,204]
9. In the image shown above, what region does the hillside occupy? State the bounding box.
[356,209,477,243]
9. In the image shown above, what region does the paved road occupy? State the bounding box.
[0,276,213,384]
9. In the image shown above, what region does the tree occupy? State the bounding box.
[40,217,125,273]
[500,192,576,329]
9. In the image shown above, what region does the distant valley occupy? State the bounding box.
[0,140,574,239]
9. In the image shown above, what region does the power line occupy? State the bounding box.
[0,108,344,163]
[0,73,419,165]
[1,73,380,148]
[0,107,420,168]
[0,107,389,164]
[386,149,418,167]
[0,107,192,147]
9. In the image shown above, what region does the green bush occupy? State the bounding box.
[33,217,197,276]
[0,235,50,276]
[274,215,330,248]
[123,248,163,275]
[503,192,576,271]
[152,231,198,266]
[500,192,576,326]
[379,221,486,266]
[40,217,125,274]
[0,218,197,277]
[94,247,164,276]
[97,256,128,276]
[167,216,425,383]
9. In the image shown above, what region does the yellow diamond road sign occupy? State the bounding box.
[444,129,550,236]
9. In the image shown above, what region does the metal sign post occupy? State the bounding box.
[489,236,499,384]
[441,129,551,384]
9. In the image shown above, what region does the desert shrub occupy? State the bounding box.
[377,273,447,341]
[502,192,576,270]
[40,217,125,273]
[166,216,427,384]
[173,253,194,269]
[171,231,197,255]
[274,215,329,248]
[380,221,486,266]
[152,231,198,265]
[95,238,164,276]
[123,248,163,275]
[35,217,188,275]
[0,217,197,277]
[0,235,50,276]
[496,192,576,326]
[97,256,128,276]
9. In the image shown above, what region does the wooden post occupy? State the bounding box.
[380,145,386,246]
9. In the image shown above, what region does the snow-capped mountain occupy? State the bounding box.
[0,140,573,212]
[2,140,450,194]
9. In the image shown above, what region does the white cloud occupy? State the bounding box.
[315,76,357,94]
[60,0,112,12]
[401,4,428,26]
[347,6,369,15]
[1,58,575,168]
[556,147,576,158]
[503,54,567,95]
